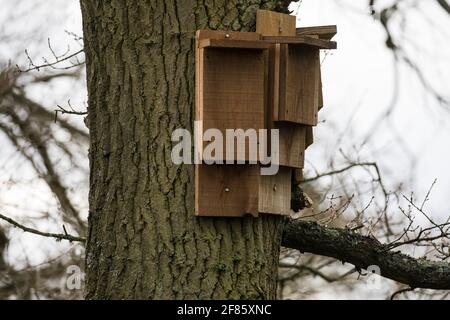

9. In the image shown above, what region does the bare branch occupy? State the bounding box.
[436,0,450,15]
[55,101,87,120]
[0,213,85,243]
[16,49,84,73]
[282,219,450,290]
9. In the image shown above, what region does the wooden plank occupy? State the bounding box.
[268,122,306,168]
[259,167,291,215]
[293,168,303,185]
[304,36,337,49]
[277,124,305,168]
[263,36,337,49]
[279,45,320,125]
[196,165,260,217]
[278,44,288,124]
[200,47,266,162]
[196,164,291,217]
[196,30,263,162]
[318,63,324,110]
[195,31,203,217]
[256,10,296,37]
[272,44,281,121]
[197,29,261,41]
[199,39,270,50]
[305,126,313,148]
[197,30,267,162]
[296,25,337,40]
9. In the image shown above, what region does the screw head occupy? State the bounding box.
[225,187,230,192]
[225,33,230,38]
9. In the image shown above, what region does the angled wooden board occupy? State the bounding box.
[263,36,337,49]
[296,25,337,40]
[279,44,320,126]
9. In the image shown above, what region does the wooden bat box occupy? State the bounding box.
[193,12,337,217]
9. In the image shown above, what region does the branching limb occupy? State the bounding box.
[0,213,85,243]
[55,100,87,120]
[282,218,450,290]
[16,48,84,73]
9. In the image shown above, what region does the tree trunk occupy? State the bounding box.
[81,0,290,299]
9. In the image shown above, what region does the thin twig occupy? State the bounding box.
[0,213,85,243]
[16,49,84,73]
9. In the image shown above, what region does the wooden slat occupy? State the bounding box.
[197,30,267,162]
[274,123,306,168]
[293,168,303,185]
[263,36,337,49]
[272,44,281,120]
[296,25,337,40]
[259,167,291,215]
[256,10,296,37]
[305,126,314,148]
[199,39,270,50]
[197,29,261,41]
[196,165,260,217]
[318,63,324,110]
[201,47,266,162]
[279,45,320,126]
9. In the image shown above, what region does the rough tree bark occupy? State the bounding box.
[80,0,291,299]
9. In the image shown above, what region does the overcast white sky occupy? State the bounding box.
[293,0,450,221]
[0,0,449,299]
